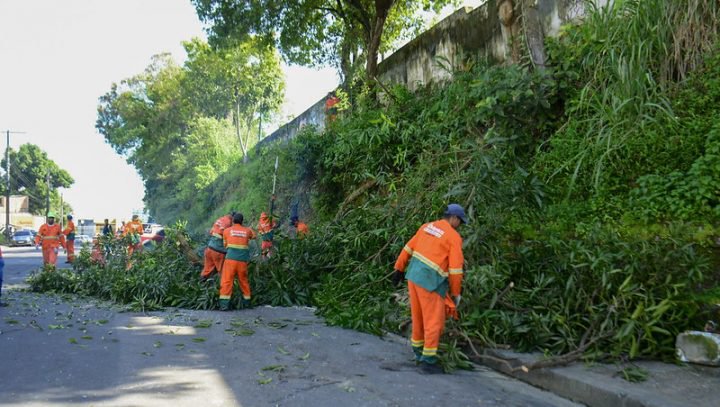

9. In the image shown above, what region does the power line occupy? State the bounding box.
[9,174,46,203]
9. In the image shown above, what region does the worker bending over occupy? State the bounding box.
[201,212,233,281]
[393,203,467,374]
[123,214,144,257]
[290,216,309,239]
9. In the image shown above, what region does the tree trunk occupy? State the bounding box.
[234,98,248,161]
[340,39,353,85]
[365,0,393,81]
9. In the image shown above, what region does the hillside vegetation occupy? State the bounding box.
[34,1,720,368]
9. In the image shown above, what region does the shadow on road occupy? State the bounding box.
[0,246,579,406]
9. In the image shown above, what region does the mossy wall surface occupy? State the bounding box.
[261,0,589,146]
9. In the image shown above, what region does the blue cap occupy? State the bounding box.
[445,203,468,224]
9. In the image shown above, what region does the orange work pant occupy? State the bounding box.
[202,248,225,278]
[408,280,446,363]
[126,243,142,270]
[127,243,142,257]
[66,240,75,263]
[220,259,250,301]
[42,245,59,266]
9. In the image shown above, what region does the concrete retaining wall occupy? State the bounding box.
[260,0,602,147]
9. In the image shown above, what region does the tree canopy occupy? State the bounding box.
[96,38,284,222]
[192,0,455,83]
[1,143,74,215]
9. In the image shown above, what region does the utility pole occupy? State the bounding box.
[45,172,51,216]
[4,130,26,239]
[60,193,64,229]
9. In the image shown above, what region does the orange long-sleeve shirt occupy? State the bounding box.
[63,220,76,241]
[35,223,66,249]
[123,220,144,236]
[394,219,464,297]
[223,224,256,262]
[296,221,309,238]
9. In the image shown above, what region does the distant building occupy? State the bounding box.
[0,195,45,231]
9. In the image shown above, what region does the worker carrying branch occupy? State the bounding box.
[35,212,66,267]
[290,216,309,239]
[123,214,144,258]
[201,211,234,281]
[258,212,277,258]
[393,203,468,374]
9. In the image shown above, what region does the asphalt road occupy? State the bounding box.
[0,246,581,407]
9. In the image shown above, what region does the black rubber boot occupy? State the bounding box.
[419,362,444,375]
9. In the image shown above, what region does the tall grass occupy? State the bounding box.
[544,0,720,196]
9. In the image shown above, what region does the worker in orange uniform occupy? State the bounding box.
[201,212,233,281]
[35,212,66,267]
[219,212,256,310]
[257,212,276,259]
[90,236,105,265]
[325,91,340,123]
[290,216,309,239]
[393,203,468,374]
[63,214,77,263]
[123,214,144,257]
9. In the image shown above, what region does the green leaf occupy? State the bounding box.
[194,319,214,328]
[261,364,286,372]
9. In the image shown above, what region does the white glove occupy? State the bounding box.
[454,295,462,307]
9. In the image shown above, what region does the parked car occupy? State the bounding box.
[74,235,93,246]
[141,223,165,243]
[11,229,35,247]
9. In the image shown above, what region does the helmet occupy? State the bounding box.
[67,214,73,220]
[47,211,57,218]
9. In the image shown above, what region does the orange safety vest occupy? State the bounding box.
[223,224,256,262]
[210,215,232,238]
[258,212,276,242]
[208,214,233,252]
[394,219,464,297]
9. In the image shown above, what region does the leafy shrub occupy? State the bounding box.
[31,0,720,367]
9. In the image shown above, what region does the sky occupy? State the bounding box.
[0,0,481,222]
[0,0,339,221]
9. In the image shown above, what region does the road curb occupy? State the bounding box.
[480,349,688,407]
